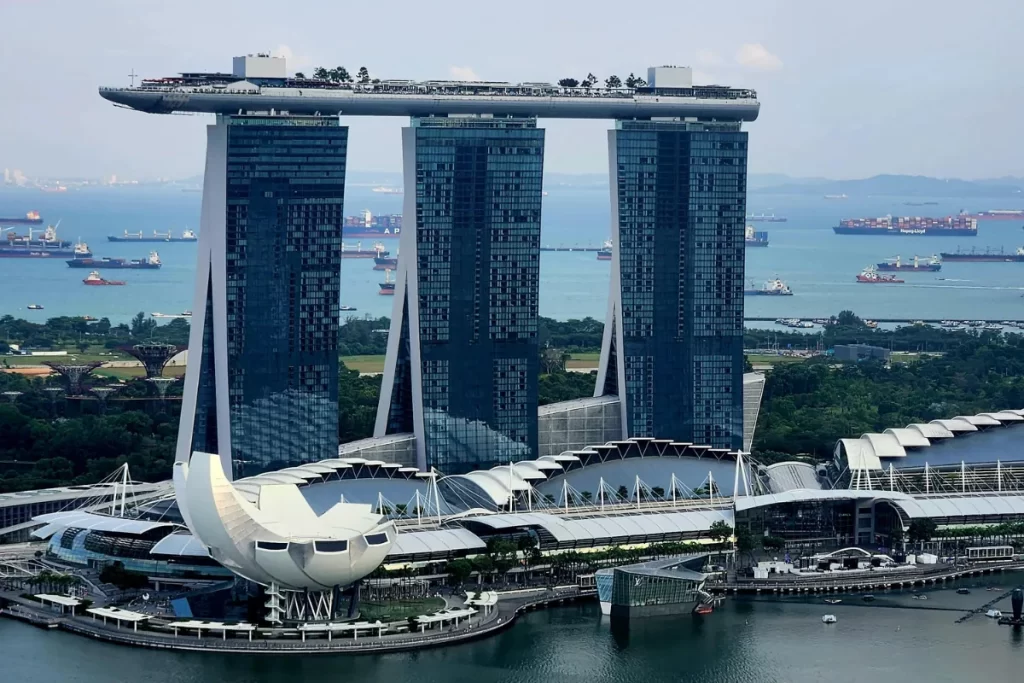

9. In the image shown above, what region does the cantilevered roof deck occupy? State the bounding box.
[99,78,760,120]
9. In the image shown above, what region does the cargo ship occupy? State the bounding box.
[964,209,1024,221]
[745,226,769,247]
[834,215,977,236]
[0,240,91,258]
[875,255,941,272]
[108,229,197,243]
[746,213,787,223]
[379,269,395,295]
[67,251,162,269]
[343,210,402,239]
[0,211,43,225]
[744,278,793,296]
[152,311,192,319]
[856,266,904,283]
[343,241,389,259]
[597,239,612,261]
[4,224,72,248]
[373,244,398,271]
[83,271,125,286]
[939,246,1024,262]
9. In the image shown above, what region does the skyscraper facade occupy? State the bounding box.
[596,120,748,450]
[177,115,348,477]
[376,116,545,473]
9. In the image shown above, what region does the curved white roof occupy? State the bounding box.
[908,423,954,439]
[242,472,309,486]
[979,411,1024,422]
[837,438,882,471]
[462,509,734,544]
[765,462,822,493]
[33,511,176,535]
[884,428,931,449]
[956,415,1000,426]
[150,532,209,557]
[931,418,978,432]
[736,489,1024,522]
[388,528,487,557]
[861,433,906,458]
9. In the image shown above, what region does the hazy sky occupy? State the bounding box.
[2,0,1022,180]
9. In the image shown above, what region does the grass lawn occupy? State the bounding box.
[744,354,807,365]
[359,597,446,622]
[342,355,386,374]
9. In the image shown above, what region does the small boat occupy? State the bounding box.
[26,304,44,310]
[693,603,713,616]
[821,614,837,624]
[82,270,126,286]
[857,265,904,283]
[912,594,928,600]
[340,305,358,312]
[824,598,842,605]
[986,609,1002,619]
[956,588,970,595]
[861,595,875,602]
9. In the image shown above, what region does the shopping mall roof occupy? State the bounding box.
[150,532,209,557]
[765,462,822,493]
[32,510,177,535]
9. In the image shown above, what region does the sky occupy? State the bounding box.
[1,0,1022,181]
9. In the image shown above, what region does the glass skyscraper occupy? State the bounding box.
[596,121,747,450]
[177,115,348,477]
[376,116,544,474]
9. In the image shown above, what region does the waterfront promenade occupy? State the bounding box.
[0,586,592,655]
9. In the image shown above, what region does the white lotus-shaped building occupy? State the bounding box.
[174,451,395,592]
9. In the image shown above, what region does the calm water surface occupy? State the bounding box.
[3,573,1021,682]
[2,187,1023,324]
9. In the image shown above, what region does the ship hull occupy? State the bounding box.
[967,214,1024,221]
[857,277,903,283]
[342,252,382,259]
[744,291,793,296]
[107,237,197,243]
[745,240,769,247]
[0,218,44,225]
[834,227,976,236]
[67,259,161,269]
[0,249,92,258]
[343,230,401,239]
[939,254,1024,262]
[876,264,941,272]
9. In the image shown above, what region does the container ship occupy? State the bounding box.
[939,246,1024,262]
[0,240,91,259]
[108,229,197,243]
[343,210,402,239]
[744,278,793,296]
[745,226,769,247]
[0,211,43,225]
[856,266,904,283]
[67,251,162,269]
[746,213,787,223]
[597,240,612,261]
[834,215,977,236]
[875,255,941,272]
[379,269,395,295]
[963,209,1024,221]
[343,242,389,259]
[83,271,125,286]
[4,224,72,248]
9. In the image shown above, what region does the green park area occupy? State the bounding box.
[0,309,1020,492]
[358,597,446,622]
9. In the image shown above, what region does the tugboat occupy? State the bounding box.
[856,266,904,283]
[876,255,942,272]
[597,239,613,261]
[744,278,793,296]
[67,251,162,269]
[379,269,396,295]
[82,271,126,286]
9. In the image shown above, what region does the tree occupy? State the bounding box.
[761,536,786,552]
[447,558,473,585]
[313,67,329,80]
[581,491,593,503]
[651,486,665,499]
[708,520,733,544]
[908,519,937,544]
[604,75,622,89]
[294,72,306,79]
[735,527,756,566]
[634,76,647,87]
[616,485,629,499]
[624,73,638,88]
[357,66,370,84]
[888,523,905,548]
[557,78,579,88]
[581,72,597,89]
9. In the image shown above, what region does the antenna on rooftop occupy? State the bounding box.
[128,70,139,87]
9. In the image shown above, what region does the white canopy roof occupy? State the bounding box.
[884,428,930,448]
[33,511,176,535]
[930,418,978,432]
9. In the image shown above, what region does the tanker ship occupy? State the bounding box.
[379,269,395,295]
[108,229,197,243]
[0,211,43,225]
[746,213,787,223]
[963,209,1024,221]
[745,226,769,247]
[939,246,1024,262]
[875,255,942,272]
[834,215,977,236]
[67,251,162,269]
[343,241,389,259]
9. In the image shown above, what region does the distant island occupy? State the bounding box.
[749,173,1024,198]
